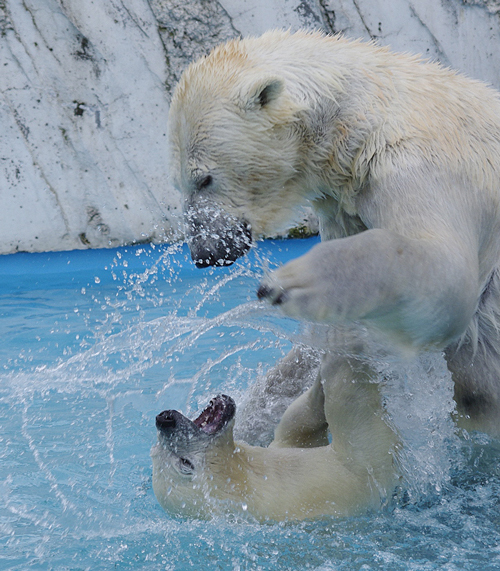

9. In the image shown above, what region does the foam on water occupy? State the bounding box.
[1,238,500,570]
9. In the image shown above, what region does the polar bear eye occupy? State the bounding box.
[196,174,213,191]
[178,457,195,475]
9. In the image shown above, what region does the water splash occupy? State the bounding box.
[379,352,460,502]
[1,240,499,570]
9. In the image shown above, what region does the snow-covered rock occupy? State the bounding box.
[0,0,499,254]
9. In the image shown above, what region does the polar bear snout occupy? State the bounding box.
[155,395,237,453]
[156,410,177,431]
[184,201,252,268]
[155,409,204,454]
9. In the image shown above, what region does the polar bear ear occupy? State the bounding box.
[245,77,285,111]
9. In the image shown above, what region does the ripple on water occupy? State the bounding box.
[1,239,499,570]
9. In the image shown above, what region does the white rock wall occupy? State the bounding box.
[0,0,499,254]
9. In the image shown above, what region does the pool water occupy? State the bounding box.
[1,238,500,570]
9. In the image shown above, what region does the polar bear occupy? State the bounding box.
[157,29,500,519]
[152,374,399,521]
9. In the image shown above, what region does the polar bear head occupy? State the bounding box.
[168,37,308,267]
[151,395,239,518]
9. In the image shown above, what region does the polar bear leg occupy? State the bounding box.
[320,354,399,484]
[258,228,477,349]
[271,373,329,448]
[446,338,500,437]
[443,270,500,436]
[273,352,398,495]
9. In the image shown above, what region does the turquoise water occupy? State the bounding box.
[1,238,499,570]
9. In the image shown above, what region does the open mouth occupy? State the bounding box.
[192,394,236,435]
[155,394,236,445]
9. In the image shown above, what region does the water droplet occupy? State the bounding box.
[242,503,248,511]
[94,276,100,284]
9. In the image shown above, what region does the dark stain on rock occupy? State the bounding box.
[73,101,85,116]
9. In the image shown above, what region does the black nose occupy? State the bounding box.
[156,410,177,431]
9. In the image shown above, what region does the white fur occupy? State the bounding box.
[162,30,500,520]
[152,355,399,521]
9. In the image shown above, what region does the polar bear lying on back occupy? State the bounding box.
[152,30,500,521]
[152,377,398,521]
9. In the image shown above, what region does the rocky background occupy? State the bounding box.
[1,0,499,254]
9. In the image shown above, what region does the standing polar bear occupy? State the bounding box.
[153,30,500,521]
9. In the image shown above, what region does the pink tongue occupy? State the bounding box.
[193,401,224,434]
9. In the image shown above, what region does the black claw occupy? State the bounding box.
[274,290,286,305]
[257,284,271,300]
[257,284,287,305]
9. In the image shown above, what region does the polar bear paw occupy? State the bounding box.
[257,254,335,323]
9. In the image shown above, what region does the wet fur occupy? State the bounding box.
[174,30,500,432]
[163,30,500,520]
